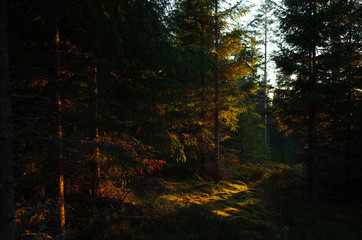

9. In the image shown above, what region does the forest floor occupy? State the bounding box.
[83,163,362,240]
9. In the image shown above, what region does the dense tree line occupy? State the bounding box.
[273,0,362,197]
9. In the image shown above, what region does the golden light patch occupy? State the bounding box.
[212,207,240,217]
[212,210,231,217]
[236,198,258,208]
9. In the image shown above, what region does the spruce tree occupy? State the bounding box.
[170,0,258,179]
[274,0,328,191]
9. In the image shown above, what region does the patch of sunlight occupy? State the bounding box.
[216,181,249,194]
[181,180,249,206]
[212,207,240,217]
[212,210,232,217]
[236,198,259,208]
[160,195,184,202]
[186,194,223,205]
[157,180,251,210]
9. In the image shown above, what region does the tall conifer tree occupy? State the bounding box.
[274,0,327,190]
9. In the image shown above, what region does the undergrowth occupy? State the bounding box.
[111,178,276,240]
[78,161,362,240]
[264,164,362,240]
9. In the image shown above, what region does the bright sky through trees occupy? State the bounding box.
[225,0,280,86]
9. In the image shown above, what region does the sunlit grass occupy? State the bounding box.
[155,180,251,208]
[212,206,240,216]
[82,162,362,240]
[115,177,276,240]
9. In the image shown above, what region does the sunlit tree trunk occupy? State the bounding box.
[57,95,66,240]
[197,77,209,179]
[51,25,66,240]
[90,66,100,197]
[0,0,15,239]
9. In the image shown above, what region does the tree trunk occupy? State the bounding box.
[307,0,318,196]
[240,129,244,161]
[50,25,66,240]
[345,5,352,163]
[0,0,15,239]
[263,18,268,161]
[214,0,220,181]
[90,66,100,197]
[57,96,66,240]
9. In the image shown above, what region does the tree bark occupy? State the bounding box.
[240,130,244,161]
[90,66,100,197]
[57,95,66,240]
[214,0,220,181]
[263,16,268,161]
[307,0,318,195]
[50,25,66,240]
[0,0,15,239]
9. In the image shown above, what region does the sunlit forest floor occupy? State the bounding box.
[79,163,362,240]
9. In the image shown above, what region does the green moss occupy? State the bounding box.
[83,163,362,240]
[108,178,276,240]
